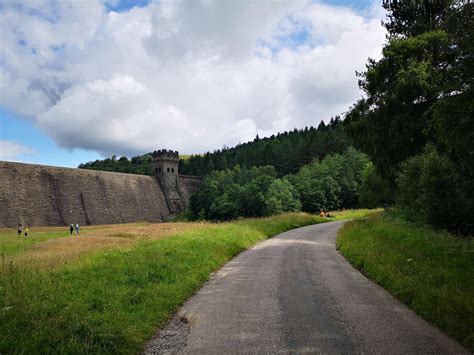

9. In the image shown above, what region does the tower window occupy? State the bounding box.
[167,167,170,173]
[155,167,158,173]
[171,168,175,173]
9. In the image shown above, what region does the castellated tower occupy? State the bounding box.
[152,149,183,213]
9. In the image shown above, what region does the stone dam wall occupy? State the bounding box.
[0,161,200,228]
[178,174,203,210]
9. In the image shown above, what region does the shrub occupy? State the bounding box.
[397,145,473,234]
[359,164,394,208]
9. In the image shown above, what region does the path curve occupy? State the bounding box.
[145,221,468,354]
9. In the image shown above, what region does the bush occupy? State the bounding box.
[359,164,394,208]
[397,145,473,234]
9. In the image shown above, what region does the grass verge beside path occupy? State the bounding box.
[1,211,372,354]
[337,215,474,351]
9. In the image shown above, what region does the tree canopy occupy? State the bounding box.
[344,1,473,234]
[179,117,350,177]
[79,117,350,178]
[189,148,370,221]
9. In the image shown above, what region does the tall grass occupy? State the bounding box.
[0,223,209,271]
[0,229,70,255]
[337,215,474,351]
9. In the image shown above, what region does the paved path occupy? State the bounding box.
[145,221,468,354]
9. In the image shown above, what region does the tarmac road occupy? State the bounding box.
[144,220,468,354]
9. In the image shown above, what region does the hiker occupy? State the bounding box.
[24,226,29,238]
[75,223,79,236]
[17,224,23,237]
[69,224,74,235]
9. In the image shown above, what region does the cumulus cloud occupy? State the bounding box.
[38,73,191,156]
[0,140,35,160]
[0,0,386,156]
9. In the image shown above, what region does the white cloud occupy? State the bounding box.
[0,70,51,117]
[0,140,35,160]
[0,0,386,156]
[38,73,191,156]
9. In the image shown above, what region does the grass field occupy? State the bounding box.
[337,214,474,351]
[0,210,377,353]
[0,223,209,271]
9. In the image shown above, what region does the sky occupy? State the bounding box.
[0,0,386,168]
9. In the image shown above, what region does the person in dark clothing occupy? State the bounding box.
[69,224,74,235]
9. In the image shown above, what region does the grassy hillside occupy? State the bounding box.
[179,154,193,161]
[337,215,474,351]
[0,210,376,353]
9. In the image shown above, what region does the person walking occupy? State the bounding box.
[17,224,23,237]
[69,224,74,235]
[75,223,79,236]
[24,226,29,238]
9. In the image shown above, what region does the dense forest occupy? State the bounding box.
[188,148,378,221]
[345,0,473,234]
[78,117,350,177]
[179,117,350,176]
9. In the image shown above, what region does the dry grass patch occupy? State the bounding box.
[1,222,211,271]
[99,222,210,240]
[4,236,132,271]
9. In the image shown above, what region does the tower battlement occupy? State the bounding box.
[152,149,179,163]
[152,149,179,175]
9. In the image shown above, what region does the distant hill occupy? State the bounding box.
[78,116,350,177]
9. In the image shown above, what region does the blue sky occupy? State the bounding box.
[0,0,385,168]
[107,0,151,13]
[0,109,101,167]
[108,0,377,13]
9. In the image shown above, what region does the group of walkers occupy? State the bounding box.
[70,223,80,236]
[17,223,80,238]
[17,224,29,238]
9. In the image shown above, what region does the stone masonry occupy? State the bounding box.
[152,150,183,212]
[0,151,201,227]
